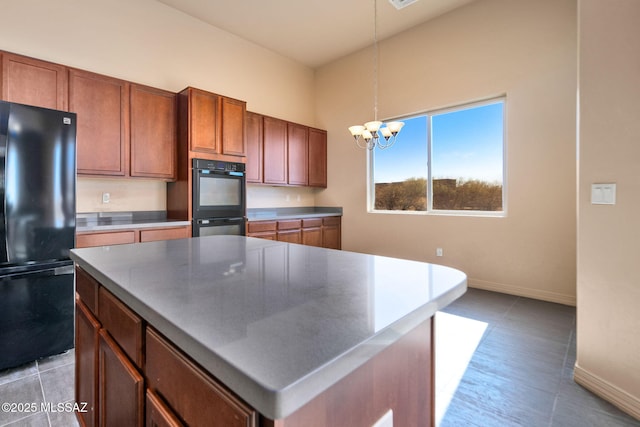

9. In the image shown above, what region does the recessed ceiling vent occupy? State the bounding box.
[388,0,419,10]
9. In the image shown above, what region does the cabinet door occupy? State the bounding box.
[1,52,68,110]
[130,84,176,179]
[146,390,184,427]
[189,88,220,154]
[245,112,263,183]
[263,116,288,185]
[322,217,341,250]
[98,330,144,427]
[308,128,327,188]
[287,123,308,186]
[70,69,129,176]
[76,298,101,427]
[220,97,246,156]
[302,219,323,247]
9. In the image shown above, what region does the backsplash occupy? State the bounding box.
[77,178,167,212]
[77,180,320,213]
[246,184,318,208]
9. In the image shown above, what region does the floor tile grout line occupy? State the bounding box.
[35,361,52,427]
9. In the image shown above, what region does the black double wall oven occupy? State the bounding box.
[192,159,246,237]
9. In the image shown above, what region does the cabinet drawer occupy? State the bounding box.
[76,231,136,248]
[76,267,99,315]
[302,218,322,228]
[98,287,143,368]
[139,227,189,243]
[247,221,277,233]
[146,328,257,427]
[277,219,301,230]
[322,216,340,226]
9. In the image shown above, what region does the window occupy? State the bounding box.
[371,98,505,215]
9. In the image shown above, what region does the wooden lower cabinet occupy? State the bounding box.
[146,390,183,427]
[146,328,257,427]
[76,226,190,249]
[98,329,144,427]
[139,227,190,243]
[76,231,136,248]
[247,217,341,250]
[75,299,100,427]
[75,266,257,427]
[321,217,341,250]
[301,219,322,247]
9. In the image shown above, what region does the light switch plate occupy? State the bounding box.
[591,183,616,205]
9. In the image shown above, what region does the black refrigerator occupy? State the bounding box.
[0,101,76,371]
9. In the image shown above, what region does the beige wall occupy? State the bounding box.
[315,0,578,304]
[575,0,640,417]
[0,0,318,212]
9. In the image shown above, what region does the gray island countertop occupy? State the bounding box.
[70,235,466,419]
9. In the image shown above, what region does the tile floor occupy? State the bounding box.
[0,349,78,427]
[437,288,640,427]
[0,288,639,426]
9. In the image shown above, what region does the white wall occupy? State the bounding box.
[315,0,578,304]
[575,0,640,417]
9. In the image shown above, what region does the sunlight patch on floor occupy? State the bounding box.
[435,311,489,426]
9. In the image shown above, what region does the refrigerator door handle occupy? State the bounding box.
[0,102,10,264]
[54,265,75,276]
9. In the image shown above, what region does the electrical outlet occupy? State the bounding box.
[102,192,110,204]
[436,248,443,257]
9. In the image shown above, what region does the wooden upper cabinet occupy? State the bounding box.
[188,87,220,154]
[130,84,176,179]
[221,97,246,156]
[245,111,263,183]
[70,69,129,176]
[263,116,288,185]
[308,128,327,188]
[181,87,246,159]
[1,52,68,110]
[287,123,308,186]
[245,111,327,188]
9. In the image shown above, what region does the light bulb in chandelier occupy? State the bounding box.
[348,120,404,148]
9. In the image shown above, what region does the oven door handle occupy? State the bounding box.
[196,217,244,225]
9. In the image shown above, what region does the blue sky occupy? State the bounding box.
[373,101,504,184]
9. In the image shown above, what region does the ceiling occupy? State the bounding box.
[154,0,478,68]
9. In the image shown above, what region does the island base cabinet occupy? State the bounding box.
[264,319,433,427]
[146,328,258,427]
[146,390,184,427]
[75,299,100,427]
[98,329,144,427]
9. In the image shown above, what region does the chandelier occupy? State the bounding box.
[348,0,404,150]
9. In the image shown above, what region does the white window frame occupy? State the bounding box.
[368,96,507,217]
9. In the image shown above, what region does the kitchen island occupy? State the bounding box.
[70,235,466,427]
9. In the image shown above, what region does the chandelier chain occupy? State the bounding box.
[347,0,404,149]
[373,0,378,122]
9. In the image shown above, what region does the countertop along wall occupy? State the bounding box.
[0,0,318,213]
[315,0,578,304]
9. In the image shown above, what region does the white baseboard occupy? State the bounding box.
[468,278,576,306]
[574,364,640,421]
